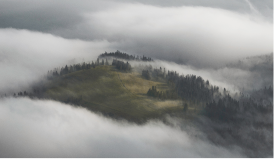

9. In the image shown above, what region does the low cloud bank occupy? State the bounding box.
[0,28,271,97]
[0,28,113,94]
[131,53,273,93]
[0,97,245,157]
[0,1,272,68]
[79,3,272,68]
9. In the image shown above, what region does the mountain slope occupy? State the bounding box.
[39,65,194,122]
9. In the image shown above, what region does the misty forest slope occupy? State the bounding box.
[40,65,192,122]
[7,52,273,157]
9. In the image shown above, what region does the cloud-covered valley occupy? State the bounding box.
[0,97,246,157]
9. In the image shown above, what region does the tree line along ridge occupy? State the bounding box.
[5,51,273,123]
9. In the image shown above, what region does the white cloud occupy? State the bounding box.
[0,2,272,94]
[81,4,272,67]
[0,28,113,94]
[0,97,245,157]
[131,56,272,93]
[0,1,271,68]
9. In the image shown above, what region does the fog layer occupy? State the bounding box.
[0,97,245,157]
[0,28,112,94]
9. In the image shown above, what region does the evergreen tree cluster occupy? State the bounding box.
[48,62,95,78]
[143,66,223,103]
[142,67,166,80]
[13,90,34,98]
[112,59,132,72]
[16,91,29,97]
[100,50,153,61]
[152,67,165,78]
[205,95,239,121]
[205,87,273,122]
[240,86,273,113]
[166,70,220,103]
[58,61,97,75]
[47,58,110,79]
[140,55,153,61]
[147,86,179,100]
[240,98,272,114]
[142,70,151,80]
[12,86,46,99]
[250,86,274,102]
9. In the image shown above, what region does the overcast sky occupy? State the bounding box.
[0,0,272,67]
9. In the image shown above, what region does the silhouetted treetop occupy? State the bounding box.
[99,50,153,61]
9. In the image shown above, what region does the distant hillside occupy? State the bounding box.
[225,53,273,92]
[24,64,197,123]
[13,55,227,122]
[10,53,272,123]
[226,53,273,71]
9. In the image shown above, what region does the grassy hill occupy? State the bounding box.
[40,65,199,123]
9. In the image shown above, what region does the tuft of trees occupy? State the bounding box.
[142,67,166,80]
[204,85,273,122]
[165,70,221,103]
[143,66,222,103]
[99,50,153,61]
[205,95,239,121]
[47,60,104,79]
[17,91,28,96]
[153,67,165,78]
[112,59,132,72]
[142,70,151,80]
[147,86,179,100]
[204,94,273,122]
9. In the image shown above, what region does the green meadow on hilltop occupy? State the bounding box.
[41,65,199,122]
